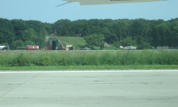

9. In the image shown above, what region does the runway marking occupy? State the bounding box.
[0,70,178,74]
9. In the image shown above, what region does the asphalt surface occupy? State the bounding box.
[0,70,178,107]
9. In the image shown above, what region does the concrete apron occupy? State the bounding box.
[0,70,178,107]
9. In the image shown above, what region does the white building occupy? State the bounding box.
[120,46,137,50]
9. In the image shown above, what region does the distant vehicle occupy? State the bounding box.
[157,46,169,49]
[65,45,73,50]
[80,47,91,50]
[0,45,9,50]
[26,45,39,50]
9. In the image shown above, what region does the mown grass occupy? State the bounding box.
[0,50,178,68]
[0,65,178,70]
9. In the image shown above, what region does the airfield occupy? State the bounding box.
[0,70,178,107]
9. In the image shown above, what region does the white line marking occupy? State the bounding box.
[0,70,178,74]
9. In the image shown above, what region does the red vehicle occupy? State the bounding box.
[26,45,39,50]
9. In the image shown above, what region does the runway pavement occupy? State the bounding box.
[0,70,178,107]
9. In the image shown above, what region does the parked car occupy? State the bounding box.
[0,45,9,50]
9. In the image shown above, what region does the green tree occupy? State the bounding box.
[24,40,34,45]
[120,37,136,46]
[84,34,105,49]
[11,40,24,49]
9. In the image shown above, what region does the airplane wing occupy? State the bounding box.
[64,0,166,5]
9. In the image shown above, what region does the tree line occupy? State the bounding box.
[0,18,178,49]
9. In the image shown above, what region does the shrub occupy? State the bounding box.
[10,53,31,66]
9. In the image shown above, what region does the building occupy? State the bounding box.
[120,46,137,50]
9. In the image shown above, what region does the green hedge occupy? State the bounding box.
[0,50,178,66]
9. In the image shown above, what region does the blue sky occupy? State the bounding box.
[0,0,177,23]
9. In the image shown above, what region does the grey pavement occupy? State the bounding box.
[0,70,178,107]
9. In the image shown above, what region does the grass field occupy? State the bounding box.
[0,65,178,70]
[0,50,178,70]
[57,36,87,49]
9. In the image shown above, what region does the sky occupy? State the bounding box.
[0,0,178,23]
